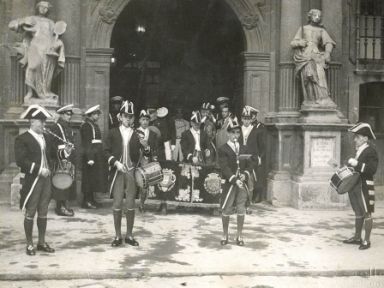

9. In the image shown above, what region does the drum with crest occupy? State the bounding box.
[135,162,163,188]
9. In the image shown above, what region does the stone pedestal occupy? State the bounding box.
[268,108,351,209]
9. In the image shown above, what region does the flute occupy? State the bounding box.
[44,128,75,149]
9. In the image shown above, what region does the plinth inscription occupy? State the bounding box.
[310,137,335,167]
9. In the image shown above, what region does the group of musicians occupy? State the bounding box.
[14,97,378,255]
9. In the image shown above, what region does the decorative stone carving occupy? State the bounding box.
[291,9,337,108]
[8,1,66,105]
[99,6,117,24]
[240,14,259,30]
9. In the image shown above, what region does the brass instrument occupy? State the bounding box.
[43,128,75,150]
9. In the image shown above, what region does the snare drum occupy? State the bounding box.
[52,160,74,190]
[330,166,360,194]
[135,162,163,188]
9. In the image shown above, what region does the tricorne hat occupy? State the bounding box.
[244,105,259,115]
[57,104,74,114]
[20,104,52,120]
[348,122,376,140]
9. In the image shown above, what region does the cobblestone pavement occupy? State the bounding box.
[1,276,384,288]
[1,201,384,284]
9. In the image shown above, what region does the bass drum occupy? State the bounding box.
[135,162,163,188]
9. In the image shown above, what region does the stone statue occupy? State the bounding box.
[9,1,66,105]
[291,9,336,108]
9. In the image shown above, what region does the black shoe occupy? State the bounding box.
[359,241,371,250]
[139,205,145,213]
[56,207,74,217]
[343,237,362,245]
[37,243,55,253]
[82,202,97,209]
[246,208,252,215]
[26,245,36,256]
[111,237,123,247]
[91,200,102,208]
[236,237,245,246]
[125,236,139,246]
[220,237,229,246]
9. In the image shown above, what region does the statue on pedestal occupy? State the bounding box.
[291,9,336,108]
[9,1,66,105]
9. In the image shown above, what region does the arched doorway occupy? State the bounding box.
[109,0,245,116]
[84,0,269,132]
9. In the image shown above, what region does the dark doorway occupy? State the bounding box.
[359,82,384,186]
[110,0,244,116]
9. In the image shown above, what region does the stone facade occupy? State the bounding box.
[0,0,383,207]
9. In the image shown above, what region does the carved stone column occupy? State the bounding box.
[242,52,271,121]
[277,0,302,118]
[85,48,114,135]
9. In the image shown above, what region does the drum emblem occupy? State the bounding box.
[158,168,176,192]
[204,173,221,195]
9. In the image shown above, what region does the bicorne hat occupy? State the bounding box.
[120,101,134,115]
[20,104,52,120]
[348,122,376,140]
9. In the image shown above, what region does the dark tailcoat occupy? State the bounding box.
[50,118,76,201]
[108,112,120,129]
[15,131,59,209]
[353,145,379,213]
[239,125,259,180]
[180,129,209,163]
[218,142,252,205]
[80,119,107,194]
[104,127,145,196]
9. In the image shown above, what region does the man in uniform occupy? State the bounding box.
[216,102,232,149]
[218,117,252,246]
[239,106,260,211]
[15,105,72,255]
[136,109,159,212]
[51,104,76,216]
[109,96,123,129]
[180,111,210,165]
[105,101,146,247]
[80,105,107,209]
[343,122,378,250]
[246,105,266,202]
[172,106,190,162]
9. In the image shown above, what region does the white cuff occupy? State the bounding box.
[361,163,366,172]
[58,144,66,150]
[229,175,236,183]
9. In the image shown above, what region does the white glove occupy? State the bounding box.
[205,149,211,157]
[115,161,126,172]
[236,179,244,188]
[87,160,95,166]
[40,168,50,178]
[348,158,358,167]
[192,156,198,164]
[171,145,176,151]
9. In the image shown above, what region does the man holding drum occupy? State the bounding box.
[15,105,72,255]
[136,109,159,212]
[344,122,378,250]
[105,101,147,247]
[51,104,76,216]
